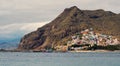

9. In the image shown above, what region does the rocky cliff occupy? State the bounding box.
[18,6,120,50]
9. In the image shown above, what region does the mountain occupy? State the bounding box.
[18,6,120,51]
[0,39,20,49]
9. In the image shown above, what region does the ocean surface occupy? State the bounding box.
[0,52,120,66]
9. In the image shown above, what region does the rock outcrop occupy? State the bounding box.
[18,6,120,50]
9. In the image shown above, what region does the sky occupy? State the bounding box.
[0,0,120,41]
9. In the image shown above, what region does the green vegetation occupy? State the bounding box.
[88,44,120,51]
[70,44,120,51]
[71,44,90,47]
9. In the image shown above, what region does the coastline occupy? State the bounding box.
[0,49,120,53]
[68,50,115,53]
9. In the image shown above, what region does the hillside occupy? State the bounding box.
[18,6,120,51]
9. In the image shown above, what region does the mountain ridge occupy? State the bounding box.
[18,6,120,50]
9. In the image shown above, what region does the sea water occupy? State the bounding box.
[0,52,120,66]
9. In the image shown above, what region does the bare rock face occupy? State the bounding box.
[18,6,120,50]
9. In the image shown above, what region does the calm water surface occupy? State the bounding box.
[0,52,120,66]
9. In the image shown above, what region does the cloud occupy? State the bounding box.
[20,21,49,33]
[0,0,120,25]
[0,21,49,39]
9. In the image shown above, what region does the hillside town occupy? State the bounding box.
[55,28,120,51]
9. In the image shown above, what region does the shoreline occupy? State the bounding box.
[68,50,118,53]
[0,49,120,53]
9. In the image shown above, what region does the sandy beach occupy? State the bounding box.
[68,50,120,53]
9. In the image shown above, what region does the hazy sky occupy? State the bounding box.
[0,0,119,25]
[0,0,119,40]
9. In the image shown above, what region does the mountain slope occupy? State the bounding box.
[18,6,120,50]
